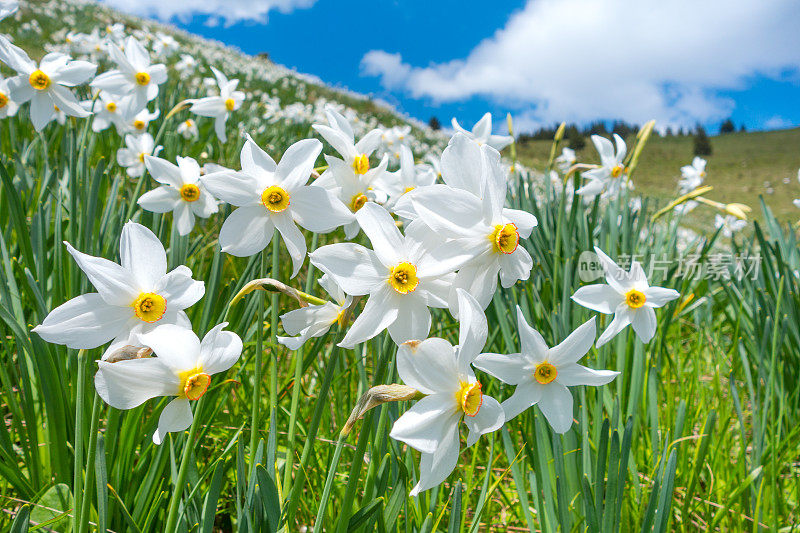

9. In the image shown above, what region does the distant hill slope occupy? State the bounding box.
[517,128,800,223]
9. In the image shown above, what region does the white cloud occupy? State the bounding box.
[100,0,316,26]
[763,115,793,130]
[361,0,800,129]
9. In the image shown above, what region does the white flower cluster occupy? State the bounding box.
[2,18,683,496]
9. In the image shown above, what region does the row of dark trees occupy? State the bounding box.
[426,116,744,157]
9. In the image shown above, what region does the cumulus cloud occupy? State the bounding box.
[100,0,316,26]
[361,0,800,129]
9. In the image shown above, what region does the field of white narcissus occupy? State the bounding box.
[1,0,799,531]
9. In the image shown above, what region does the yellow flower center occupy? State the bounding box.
[138,152,146,163]
[261,185,290,212]
[184,119,193,128]
[135,71,151,86]
[349,193,368,212]
[611,165,624,178]
[352,153,370,175]
[0,92,8,108]
[179,367,210,400]
[388,262,419,294]
[180,183,201,202]
[224,98,236,111]
[403,186,415,194]
[105,101,117,112]
[489,223,519,254]
[28,70,51,90]
[700,171,706,177]
[534,362,558,385]
[132,292,167,323]
[456,380,483,417]
[625,288,646,309]
[133,120,146,130]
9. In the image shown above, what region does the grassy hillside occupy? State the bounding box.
[517,128,800,223]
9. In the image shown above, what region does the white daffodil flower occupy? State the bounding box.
[188,66,244,142]
[0,0,18,21]
[314,153,389,239]
[175,54,197,75]
[33,222,205,359]
[117,133,161,178]
[123,103,160,135]
[474,314,618,433]
[313,104,384,176]
[399,134,537,313]
[201,136,352,275]
[138,156,219,236]
[373,145,436,213]
[177,118,199,140]
[90,36,167,111]
[451,112,513,151]
[95,323,242,445]
[571,247,679,347]
[576,134,628,198]
[0,36,96,131]
[0,74,19,118]
[278,274,352,350]
[555,147,576,173]
[714,214,747,238]
[389,289,504,496]
[376,125,412,166]
[82,91,126,133]
[309,203,460,348]
[679,156,707,193]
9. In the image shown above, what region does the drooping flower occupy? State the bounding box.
[188,66,244,142]
[201,136,352,275]
[571,247,679,346]
[90,36,167,111]
[398,134,537,313]
[474,314,618,433]
[138,156,219,236]
[389,289,504,495]
[95,322,242,444]
[117,132,161,178]
[33,222,205,359]
[277,274,352,350]
[451,112,513,151]
[0,36,96,131]
[309,203,460,348]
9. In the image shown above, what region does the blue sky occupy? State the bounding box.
[106,0,800,134]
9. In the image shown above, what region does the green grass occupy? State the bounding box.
[0,1,799,532]
[517,128,800,224]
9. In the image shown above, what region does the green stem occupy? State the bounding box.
[164,398,204,532]
[283,336,343,527]
[313,433,346,533]
[268,229,280,478]
[72,349,86,533]
[77,394,102,533]
[281,234,318,498]
[250,249,268,459]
